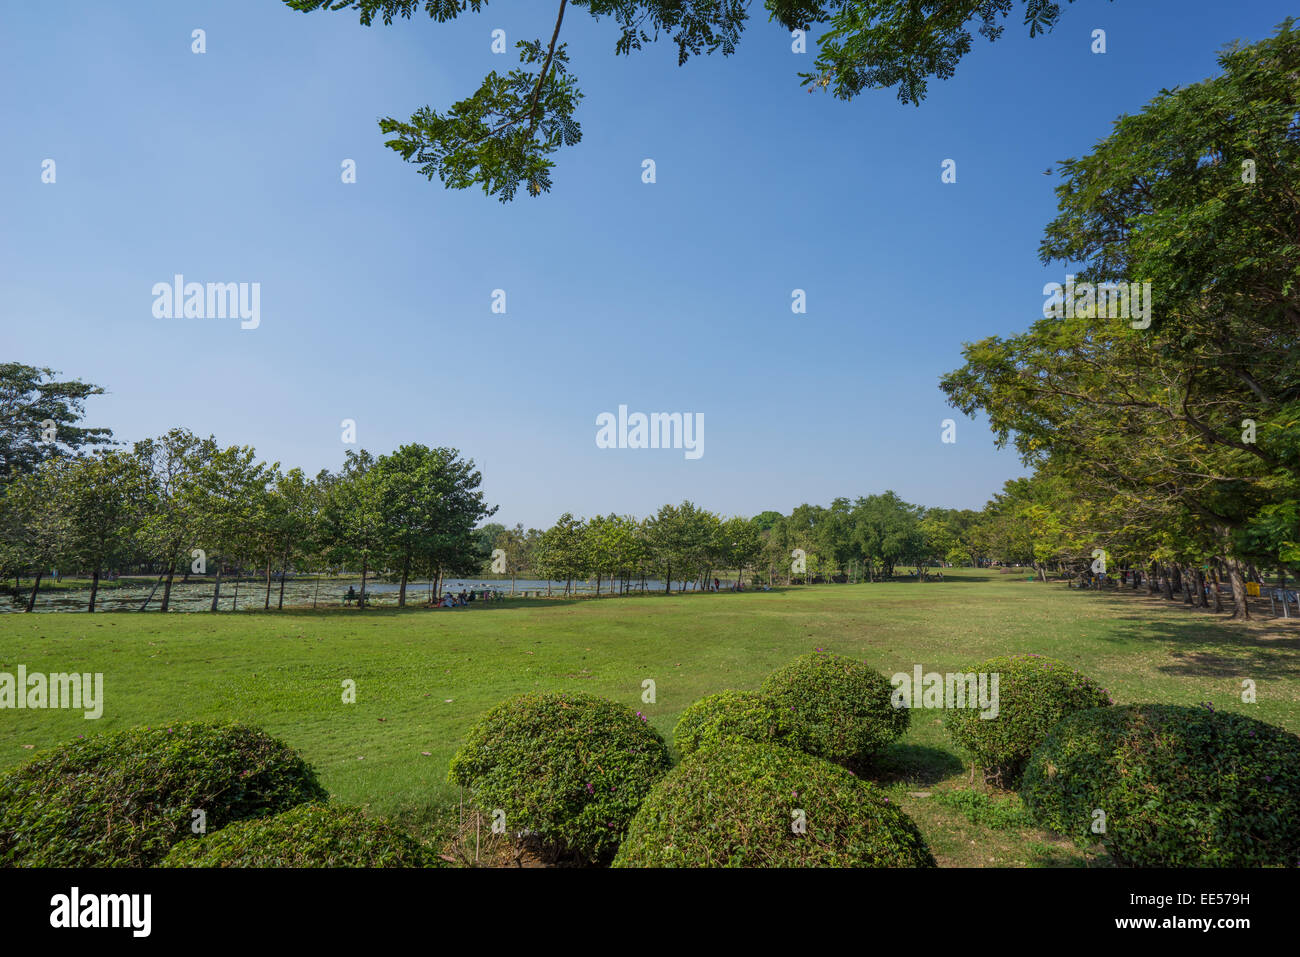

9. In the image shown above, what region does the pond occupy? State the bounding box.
[3,576,681,613]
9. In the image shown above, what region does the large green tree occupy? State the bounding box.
[285,0,1105,200]
[0,363,113,484]
[942,20,1300,617]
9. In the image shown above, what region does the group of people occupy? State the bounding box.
[436,587,502,608]
[703,578,749,592]
[341,584,505,608]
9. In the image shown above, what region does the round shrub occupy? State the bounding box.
[161,804,439,868]
[943,654,1111,786]
[673,690,800,757]
[613,741,936,867]
[447,692,672,863]
[760,653,908,768]
[1022,704,1300,867]
[0,722,327,867]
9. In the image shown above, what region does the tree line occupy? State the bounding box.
[0,365,983,611]
[0,376,495,612]
[941,22,1300,619]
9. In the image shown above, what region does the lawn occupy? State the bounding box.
[2,568,1297,866]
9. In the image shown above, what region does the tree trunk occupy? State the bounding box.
[141,570,165,611]
[264,559,273,610]
[24,570,43,612]
[1227,559,1250,620]
[210,564,224,612]
[161,561,177,612]
[278,555,289,610]
[360,558,368,610]
[1193,566,1209,608]
[398,552,410,607]
[88,564,101,613]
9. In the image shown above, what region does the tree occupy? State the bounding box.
[319,450,385,608]
[0,363,114,485]
[372,445,496,605]
[284,0,1105,201]
[59,450,147,611]
[133,430,219,612]
[5,462,71,612]
[535,512,589,594]
[193,446,277,611]
[249,467,321,611]
[942,20,1300,618]
[720,515,762,585]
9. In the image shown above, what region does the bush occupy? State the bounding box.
[613,741,936,867]
[760,653,908,768]
[673,690,800,757]
[0,722,327,867]
[943,654,1111,786]
[447,692,672,863]
[1022,704,1300,867]
[162,804,439,867]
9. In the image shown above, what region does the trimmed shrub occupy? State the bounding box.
[760,653,908,768]
[673,690,800,757]
[0,722,327,867]
[943,654,1111,786]
[162,804,439,867]
[447,692,672,863]
[1022,704,1300,867]
[613,741,936,867]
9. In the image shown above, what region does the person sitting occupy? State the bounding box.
[344,586,357,606]
[466,589,476,603]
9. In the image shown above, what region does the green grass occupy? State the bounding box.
[2,568,1297,866]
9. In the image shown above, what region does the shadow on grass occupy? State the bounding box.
[1088,607,1300,678]
[1025,840,1114,868]
[863,743,965,787]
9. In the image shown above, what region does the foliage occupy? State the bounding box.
[0,722,328,867]
[673,690,800,756]
[943,20,1300,611]
[0,363,114,484]
[761,652,908,767]
[447,691,672,862]
[284,0,1100,199]
[943,654,1112,786]
[1022,704,1300,866]
[161,803,439,867]
[612,741,937,867]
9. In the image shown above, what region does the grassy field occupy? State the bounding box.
[2,568,1297,866]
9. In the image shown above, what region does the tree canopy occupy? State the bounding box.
[284,0,1105,200]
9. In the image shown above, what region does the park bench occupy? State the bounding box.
[1269,589,1299,618]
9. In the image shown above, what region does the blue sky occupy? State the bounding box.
[2,1,1292,528]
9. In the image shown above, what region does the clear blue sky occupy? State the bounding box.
[2,1,1291,528]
